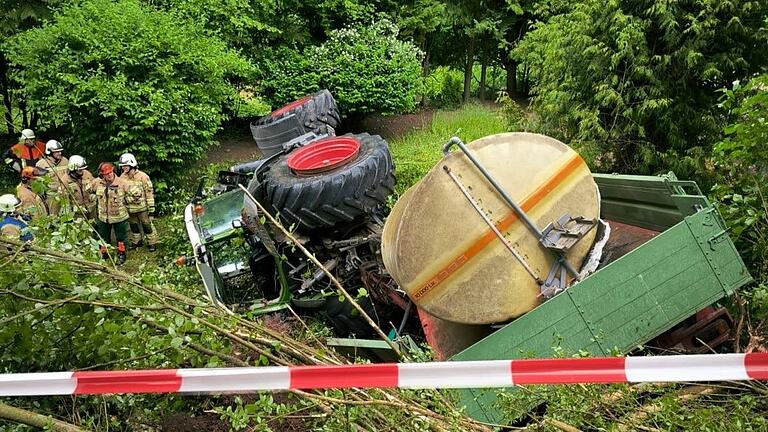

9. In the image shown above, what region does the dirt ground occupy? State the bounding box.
[160,413,229,432]
[203,110,437,166]
[350,110,435,139]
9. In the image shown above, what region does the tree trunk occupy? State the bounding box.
[463,38,475,103]
[0,402,85,432]
[503,57,517,98]
[19,98,28,129]
[523,63,531,96]
[420,34,431,76]
[0,52,14,136]
[479,55,487,102]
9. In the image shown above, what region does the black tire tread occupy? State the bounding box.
[250,90,340,157]
[262,133,395,231]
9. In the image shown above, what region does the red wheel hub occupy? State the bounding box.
[288,137,361,175]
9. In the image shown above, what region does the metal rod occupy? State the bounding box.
[397,300,413,335]
[443,165,543,284]
[443,137,544,237]
[443,137,581,280]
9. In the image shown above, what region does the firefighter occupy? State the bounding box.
[16,166,49,220]
[62,155,96,219]
[36,140,69,216]
[0,194,33,241]
[4,129,46,173]
[91,162,130,264]
[119,153,157,252]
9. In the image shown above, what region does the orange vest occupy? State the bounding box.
[10,141,46,167]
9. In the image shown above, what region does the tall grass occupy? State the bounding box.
[389,103,507,195]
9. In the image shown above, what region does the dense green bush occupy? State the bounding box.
[712,74,768,291]
[5,0,252,192]
[151,0,278,50]
[260,20,423,116]
[497,93,527,131]
[423,66,463,108]
[514,0,768,181]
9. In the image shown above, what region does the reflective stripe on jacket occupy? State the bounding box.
[122,169,155,213]
[91,176,130,223]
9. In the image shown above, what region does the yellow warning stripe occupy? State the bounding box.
[410,153,586,301]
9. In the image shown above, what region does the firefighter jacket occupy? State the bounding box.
[0,215,33,241]
[90,176,130,224]
[62,170,95,218]
[16,183,49,220]
[36,156,70,191]
[4,141,46,172]
[122,169,155,213]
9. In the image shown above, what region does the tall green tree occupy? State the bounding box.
[515,0,768,179]
[395,0,446,73]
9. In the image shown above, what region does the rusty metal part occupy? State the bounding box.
[651,307,734,354]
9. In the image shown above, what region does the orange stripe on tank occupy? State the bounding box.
[410,153,585,301]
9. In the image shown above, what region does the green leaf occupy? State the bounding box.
[170,337,184,349]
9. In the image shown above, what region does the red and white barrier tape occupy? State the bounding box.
[2,353,766,396]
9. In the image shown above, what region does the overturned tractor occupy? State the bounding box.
[183,92,748,393]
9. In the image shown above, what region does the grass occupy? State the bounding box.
[388,102,508,195]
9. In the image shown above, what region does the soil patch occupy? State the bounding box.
[348,110,435,141]
[160,413,228,432]
[205,130,262,165]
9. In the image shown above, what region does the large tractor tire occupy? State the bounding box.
[261,133,395,231]
[250,90,341,157]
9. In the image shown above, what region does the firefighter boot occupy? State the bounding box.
[117,242,127,265]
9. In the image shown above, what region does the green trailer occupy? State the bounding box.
[451,172,751,424]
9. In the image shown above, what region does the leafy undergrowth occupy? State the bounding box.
[388,102,508,195]
[499,381,768,431]
[0,217,484,431]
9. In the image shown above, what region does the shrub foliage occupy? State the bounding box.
[6,0,252,187]
[712,74,768,287]
[514,0,768,180]
[259,20,423,116]
[423,66,463,108]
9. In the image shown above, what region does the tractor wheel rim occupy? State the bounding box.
[271,95,311,117]
[287,137,361,175]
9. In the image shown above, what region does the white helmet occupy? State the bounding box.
[45,140,64,155]
[119,153,138,168]
[68,155,87,171]
[0,194,21,213]
[20,129,35,140]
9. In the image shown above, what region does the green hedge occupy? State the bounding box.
[423,66,463,108]
[259,20,422,116]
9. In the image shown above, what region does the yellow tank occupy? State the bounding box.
[382,133,599,324]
